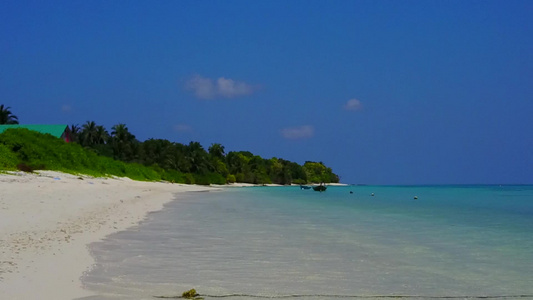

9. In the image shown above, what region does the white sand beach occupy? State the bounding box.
[0,171,213,300]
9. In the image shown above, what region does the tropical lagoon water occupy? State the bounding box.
[79,185,533,300]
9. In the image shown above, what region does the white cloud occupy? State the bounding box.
[343,98,362,111]
[217,77,254,98]
[173,124,192,132]
[185,75,255,99]
[185,75,216,99]
[280,125,314,140]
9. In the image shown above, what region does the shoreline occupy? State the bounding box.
[0,171,214,300]
[223,182,349,187]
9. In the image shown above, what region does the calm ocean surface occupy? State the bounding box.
[79,185,533,300]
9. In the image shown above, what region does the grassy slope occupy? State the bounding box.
[0,128,164,181]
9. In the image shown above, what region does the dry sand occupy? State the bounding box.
[0,171,213,300]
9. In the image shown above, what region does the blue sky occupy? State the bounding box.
[1,0,532,184]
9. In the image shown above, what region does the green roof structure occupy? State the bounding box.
[0,124,70,141]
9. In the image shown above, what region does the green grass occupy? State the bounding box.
[0,128,165,181]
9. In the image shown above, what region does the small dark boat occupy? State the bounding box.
[300,185,312,190]
[312,184,327,192]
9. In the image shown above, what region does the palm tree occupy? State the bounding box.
[208,143,228,176]
[0,105,19,124]
[95,125,110,145]
[111,123,137,161]
[186,141,210,173]
[139,138,173,167]
[69,124,81,143]
[111,124,135,143]
[79,121,98,147]
[208,143,225,159]
[166,143,192,172]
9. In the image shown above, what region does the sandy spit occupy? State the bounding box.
[0,171,215,300]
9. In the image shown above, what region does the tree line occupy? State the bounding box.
[68,121,339,184]
[0,105,339,185]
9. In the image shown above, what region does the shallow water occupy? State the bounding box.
[79,185,533,300]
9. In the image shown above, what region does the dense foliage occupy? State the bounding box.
[0,128,161,181]
[0,143,17,169]
[66,121,339,184]
[0,113,340,184]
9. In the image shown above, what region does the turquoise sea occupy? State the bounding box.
[80,185,533,300]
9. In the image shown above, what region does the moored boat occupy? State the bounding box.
[312,184,327,192]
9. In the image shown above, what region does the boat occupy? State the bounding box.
[312,184,327,192]
[300,185,312,190]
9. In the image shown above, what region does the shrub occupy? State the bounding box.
[0,128,160,181]
[292,178,307,185]
[160,169,188,183]
[184,173,195,184]
[235,172,245,182]
[194,172,226,185]
[124,163,161,181]
[226,174,236,183]
[0,144,18,170]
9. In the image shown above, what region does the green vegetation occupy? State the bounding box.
[0,105,339,184]
[0,128,160,180]
[303,161,339,183]
[181,289,202,299]
[153,288,203,299]
[0,126,339,184]
[0,143,17,170]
